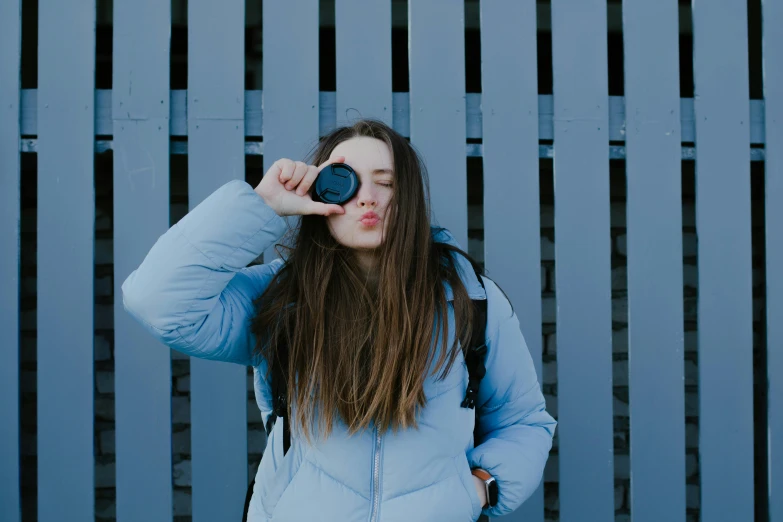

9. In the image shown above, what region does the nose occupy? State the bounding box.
[356,185,377,208]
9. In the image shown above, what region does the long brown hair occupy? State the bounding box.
[251,120,479,441]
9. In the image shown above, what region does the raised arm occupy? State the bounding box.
[121,180,287,366]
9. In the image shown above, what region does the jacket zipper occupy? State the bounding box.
[369,426,383,522]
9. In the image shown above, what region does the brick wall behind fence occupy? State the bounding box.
[18,153,767,522]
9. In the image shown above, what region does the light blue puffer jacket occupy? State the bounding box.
[122,180,556,522]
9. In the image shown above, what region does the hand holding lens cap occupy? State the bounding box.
[313,163,359,205]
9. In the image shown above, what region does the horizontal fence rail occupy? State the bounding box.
[17,90,769,161]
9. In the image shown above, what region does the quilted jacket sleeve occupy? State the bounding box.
[121,179,288,367]
[467,277,557,518]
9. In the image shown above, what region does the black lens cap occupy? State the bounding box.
[313,163,359,205]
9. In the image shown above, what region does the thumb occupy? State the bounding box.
[304,200,345,216]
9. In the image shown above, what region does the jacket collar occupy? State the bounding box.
[431,227,487,302]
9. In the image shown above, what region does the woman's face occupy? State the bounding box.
[325,137,395,252]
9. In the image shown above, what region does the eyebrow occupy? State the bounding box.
[372,168,394,175]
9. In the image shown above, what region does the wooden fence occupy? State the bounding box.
[1,0,781,521]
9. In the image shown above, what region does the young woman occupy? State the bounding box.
[122,120,555,522]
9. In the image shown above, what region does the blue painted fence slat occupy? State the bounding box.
[188,1,248,520]
[36,1,96,521]
[262,0,320,263]
[622,1,686,521]
[0,2,22,521]
[112,0,173,520]
[409,0,468,248]
[550,0,614,520]
[762,0,783,519]
[335,0,392,127]
[479,1,543,520]
[692,3,755,521]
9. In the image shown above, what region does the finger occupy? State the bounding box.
[317,155,346,173]
[286,161,309,190]
[278,160,296,185]
[266,159,284,179]
[297,165,320,196]
[303,200,345,216]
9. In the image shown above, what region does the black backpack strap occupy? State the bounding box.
[244,342,291,522]
[269,339,291,455]
[242,476,254,522]
[282,414,291,455]
[462,270,488,410]
[461,297,488,409]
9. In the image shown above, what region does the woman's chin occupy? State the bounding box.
[344,234,384,251]
[348,239,383,251]
[329,225,386,251]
